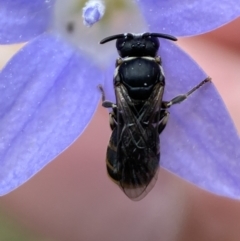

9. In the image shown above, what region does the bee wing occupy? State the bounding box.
[115,83,164,200]
[115,83,164,148]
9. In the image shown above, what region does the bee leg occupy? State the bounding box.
[98,85,118,130]
[109,112,117,130]
[162,77,211,108]
[98,85,117,109]
[158,110,169,134]
[115,57,123,67]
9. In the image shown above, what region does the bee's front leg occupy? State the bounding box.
[98,85,117,109]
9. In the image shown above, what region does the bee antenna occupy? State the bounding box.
[150,33,178,41]
[100,33,133,44]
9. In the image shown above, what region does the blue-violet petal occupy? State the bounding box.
[160,40,240,198]
[137,0,240,36]
[0,32,103,195]
[0,0,55,44]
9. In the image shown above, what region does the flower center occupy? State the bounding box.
[52,0,147,65]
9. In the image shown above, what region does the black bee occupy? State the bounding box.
[99,32,210,201]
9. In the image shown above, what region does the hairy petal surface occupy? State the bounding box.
[0,33,102,195]
[137,0,240,36]
[0,0,55,44]
[160,41,240,198]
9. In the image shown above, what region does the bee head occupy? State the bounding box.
[100,32,177,58]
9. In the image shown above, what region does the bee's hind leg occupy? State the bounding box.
[157,110,169,134]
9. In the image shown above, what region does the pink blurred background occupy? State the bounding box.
[0,17,239,241]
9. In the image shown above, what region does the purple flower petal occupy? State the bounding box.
[137,0,240,36]
[160,40,240,198]
[0,33,103,195]
[104,40,240,198]
[0,0,55,44]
